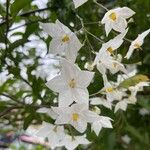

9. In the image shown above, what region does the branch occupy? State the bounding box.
[0,106,22,118]
[0,7,52,27]
[93,0,109,11]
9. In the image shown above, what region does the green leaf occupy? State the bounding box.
[23,113,34,130]
[10,0,32,16]
[119,74,149,89]
[126,124,146,144]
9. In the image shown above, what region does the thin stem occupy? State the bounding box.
[84,28,104,43]
[0,7,51,27]
[93,0,109,11]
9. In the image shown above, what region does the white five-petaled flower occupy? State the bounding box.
[60,134,90,150]
[102,79,125,102]
[125,29,150,59]
[73,0,88,8]
[52,103,99,133]
[94,49,126,75]
[114,81,149,113]
[100,29,128,55]
[40,20,82,62]
[46,59,94,107]
[91,116,113,136]
[35,122,65,149]
[101,7,135,36]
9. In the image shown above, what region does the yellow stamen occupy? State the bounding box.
[109,12,117,21]
[106,87,113,93]
[69,79,76,88]
[72,113,79,121]
[107,47,113,54]
[134,43,141,49]
[62,35,70,42]
[53,126,57,132]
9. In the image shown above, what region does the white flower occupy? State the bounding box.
[52,103,99,133]
[35,122,65,149]
[100,29,128,55]
[102,80,124,102]
[101,7,135,36]
[90,97,112,109]
[114,99,128,113]
[94,48,126,75]
[114,96,137,113]
[61,134,90,150]
[125,29,150,59]
[129,82,149,97]
[73,0,88,8]
[46,59,94,107]
[40,20,82,62]
[91,116,112,136]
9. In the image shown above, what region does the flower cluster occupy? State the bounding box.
[27,1,150,150]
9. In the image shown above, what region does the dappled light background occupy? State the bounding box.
[0,0,150,149]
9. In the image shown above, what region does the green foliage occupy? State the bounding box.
[0,0,150,149]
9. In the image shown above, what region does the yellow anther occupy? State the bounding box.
[69,79,76,88]
[53,126,57,132]
[72,113,79,121]
[109,12,117,21]
[107,47,113,54]
[62,35,70,42]
[134,43,141,49]
[106,87,113,93]
[113,62,117,68]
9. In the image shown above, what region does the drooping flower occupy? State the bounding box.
[91,116,112,136]
[73,0,88,8]
[94,49,126,75]
[101,79,125,102]
[115,82,149,112]
[34,122,65,149]
[100,29,128,55]
[52,103,99,133]
[101,7,135,36]
[125,29,150,59]
[46,59,94,107]
[40,20,82,62]
[60,134,90,150]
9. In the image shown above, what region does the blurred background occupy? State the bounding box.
[0,0,150,149]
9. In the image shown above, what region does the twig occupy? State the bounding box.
[0,7,52,27]
[93,0,109,11]
[0,106,22,118]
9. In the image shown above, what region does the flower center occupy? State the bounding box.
[53,126,57,132]
[69,79,76,88]
[113,62,117,68]
[133,42,141,49]
[106,87,113,93]
[62,35,70,42]
[107,47,113,53]
[109,12,117,21]
[72,113,79,121]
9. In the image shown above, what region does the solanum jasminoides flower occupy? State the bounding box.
[60,134,90,150]
[34,122,65,149]
[46,59,94,107]
[101,7,135,36]
[94,49,126,75]
[52,103,100,133]
[91,116,112,136]
[100,29,128,55]
[73,0,88,8]
[125,29,150,59]
[40,20,82,62]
